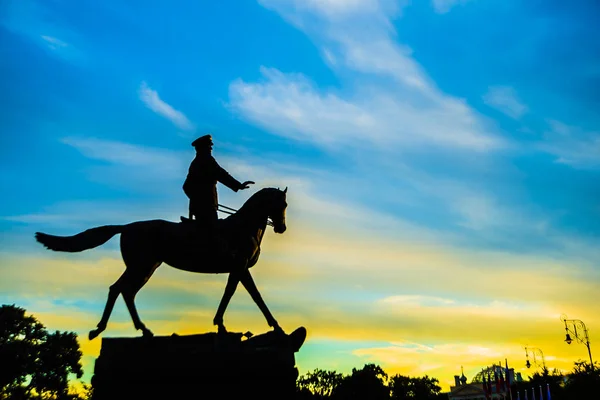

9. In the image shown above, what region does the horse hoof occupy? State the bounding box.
[217,325,228,335]
[89,329,101,341]
[142,329,154,338]
[273,325,286,336]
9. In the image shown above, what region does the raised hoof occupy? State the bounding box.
[289,326,307,352]
[88,329,102,341]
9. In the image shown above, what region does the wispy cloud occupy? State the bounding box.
[232,0,503,154]
[378,295,557,320]
[138,81,195,131]
[449,191,522,232]
[61,137,184,169]
[41,35,68,50]
[60,136,189,189]
[3,199,183,231]
[230,67,501,152]
[282,0,387,17]
[431,0,471,14]
[483,85,529,119]
[379,295,456,307]
[353,341,525,388]
[538,120,600,169]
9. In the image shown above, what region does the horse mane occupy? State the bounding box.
[237,187,282,213]
[218,188,282,225]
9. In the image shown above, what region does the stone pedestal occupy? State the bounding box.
[91,328,306,400]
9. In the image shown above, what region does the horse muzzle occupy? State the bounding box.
[273,222,287,234]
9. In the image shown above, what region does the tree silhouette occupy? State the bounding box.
[296,367,447,399]
[331,364,389,400]
[510,360,600,400]
[297,369,343,399]
[515,367,566,400]
[389,374,444,399]
[564,360,600,400]
[0,304,85,400]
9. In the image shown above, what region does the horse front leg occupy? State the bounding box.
[213,271,240,334]
[239,268,284,334]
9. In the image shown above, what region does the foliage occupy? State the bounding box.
[0,304,87,400]
[510,360,600,400]
[297,369,344,399]
[389,374,445,400]
[563,360,600,399]
[297,364,444,400]
[332,364,389,400]
[511,366,565,400]
[297,360,600,400]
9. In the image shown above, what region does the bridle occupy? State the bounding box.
[218,204,275,227]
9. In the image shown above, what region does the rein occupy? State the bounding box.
[218,204,274,227]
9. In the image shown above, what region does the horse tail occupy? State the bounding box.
[35,225,124,253]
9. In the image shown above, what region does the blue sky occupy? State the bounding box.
[1,0,599,391]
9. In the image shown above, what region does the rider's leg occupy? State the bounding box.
[192,207,217,228]
[192,207,226,252]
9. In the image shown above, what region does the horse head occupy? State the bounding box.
[236,187,288,233]
[269,187,287,234]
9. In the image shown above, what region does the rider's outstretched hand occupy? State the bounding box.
[240,181,255,190]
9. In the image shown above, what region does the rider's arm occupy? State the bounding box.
[212,157,244,192]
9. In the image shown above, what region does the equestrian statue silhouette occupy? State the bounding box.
[34,187,289,340]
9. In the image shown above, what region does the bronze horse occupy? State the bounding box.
[35,187,288,340]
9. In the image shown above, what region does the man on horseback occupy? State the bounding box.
[183,134,254,227]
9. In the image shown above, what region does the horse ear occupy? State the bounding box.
[283,187,287,194]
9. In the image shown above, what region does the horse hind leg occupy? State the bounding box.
[120,263,160,338]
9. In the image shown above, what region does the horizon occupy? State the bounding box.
[1,0,599,392]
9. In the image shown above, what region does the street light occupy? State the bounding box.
[560,314,594,370]
[524,346,546,370]
[565,333,573,345]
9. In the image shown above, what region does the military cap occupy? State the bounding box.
[191,134,213,148]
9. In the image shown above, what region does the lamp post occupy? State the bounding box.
[560,314,594,370]
[524,347,546,371]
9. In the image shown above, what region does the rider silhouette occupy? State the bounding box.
[183,134,254,228]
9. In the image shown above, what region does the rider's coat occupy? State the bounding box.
[183,151,244,221]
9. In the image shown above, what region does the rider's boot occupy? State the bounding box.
[203,218,230,256]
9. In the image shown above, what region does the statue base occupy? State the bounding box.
[91,327,307,400]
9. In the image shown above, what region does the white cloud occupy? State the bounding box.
[431,0,469,14]
[61,137,183,168]
[230,67,501,152]
[289,0,381,17]
[3,201,181,231]
[138,82,195,131]
[352,341,516,385]
[61,136,188,182]
[380,295,456,307]
[232,0,503,154]
[483,85,528,119]
[259,0,400,21]
[431,0,472,14]
[451,192,514,231]
[41,35,68,50]
[378,295,557,319]
[538,120,600,169]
